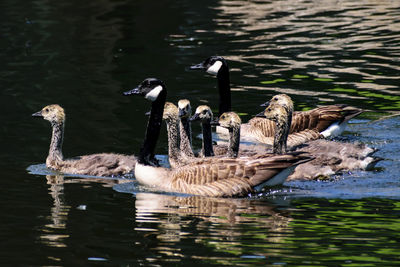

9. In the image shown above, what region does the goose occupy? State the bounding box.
[189,56,362,139]
[260,102,381,180]
[123,78,313,197]
[32,104,136,177]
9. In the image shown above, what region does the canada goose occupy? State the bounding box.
[177,99,195,159]
[32,104,136,177]
[261,102,381,180]
[124,78,313,197]
[189,56,362,139]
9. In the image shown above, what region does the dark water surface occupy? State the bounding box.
[1,0,400,265]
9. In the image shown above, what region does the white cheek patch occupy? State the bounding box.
[206,60,223,75]
[145,85,163,101]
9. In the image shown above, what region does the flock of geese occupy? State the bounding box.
[32,56,381,197]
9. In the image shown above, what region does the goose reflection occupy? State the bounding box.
[39,175,70,248]
[39,174,131,249]
[134,192,292,254]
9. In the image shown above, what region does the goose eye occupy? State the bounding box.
[274,97,278,101]
[221,115,225,119]
[44,108,49,113]
[267,108,271,112]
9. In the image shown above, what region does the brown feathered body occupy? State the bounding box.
[135,152,312,197]
[287,139,381,180]
[261,99,381,180]
[33,104,136,177]
[246,104,362,143]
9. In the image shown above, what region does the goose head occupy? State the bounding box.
[190,105,213,123]
[260,103,288,123]
[261,94,294,113]
[123,78,167,102]
[217,112,241,130]
[178,99,192,119]
[190,56,228,76]
[32,104,65,125]
[163,102,179,122]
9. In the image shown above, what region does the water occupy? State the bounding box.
[1,0,400,265]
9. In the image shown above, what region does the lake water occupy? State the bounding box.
[1,0,400,265]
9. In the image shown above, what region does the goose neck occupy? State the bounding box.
[139,90,167,165]
[179,117,194,157]
[48,121,64,163]
[165,118,180,163]
[201,121,214,157]
[217,67,231,116]
[227,125,240,158]
[273,115,290,154]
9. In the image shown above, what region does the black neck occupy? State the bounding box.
[139,90,167,165]
[202,122,214,157]
[217,66,231,117]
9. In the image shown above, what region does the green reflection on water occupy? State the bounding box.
[260,79,286,84]
[281,198,400,265]
[329,87,357,93]
[292,74,309,79]
[314,78,334,82]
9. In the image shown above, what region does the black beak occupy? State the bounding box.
[210,119,220,126]
[178,109,186,118]
[260,101,270,107]
[189,113,200,122]
[123,87,140,96]
[255,110,266,118]
[189,62,206,70]
[32,111,43,117]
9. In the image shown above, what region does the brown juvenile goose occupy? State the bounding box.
[32,104,136,177]
[190,56,362,140]
[261,102,381,180]
[124,78,313,197]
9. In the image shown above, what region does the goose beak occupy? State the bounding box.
[32,111,43,117]
[189,113,200,122]
[189,62,206,70]
[260,101,270,107]
[210,119,220,126]
[123,87,140,96]
[255,110,266,118]
[178,109,186,118]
